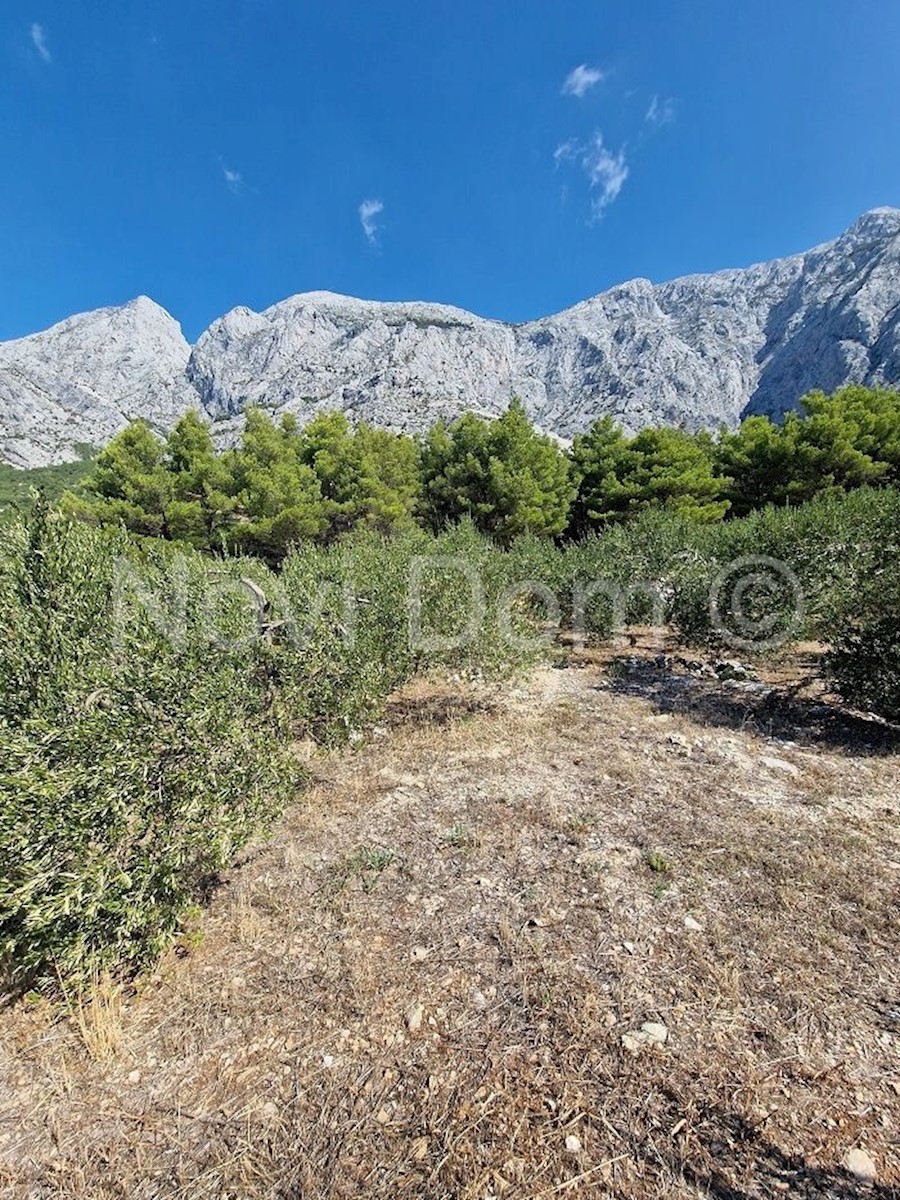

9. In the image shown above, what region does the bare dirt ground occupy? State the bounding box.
[1,640,899,1199]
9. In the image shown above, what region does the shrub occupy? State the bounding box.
[825,508,900,721]
[0,507,298,986]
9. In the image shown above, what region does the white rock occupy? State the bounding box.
[622,1022,669,1053]
[760,755,801,778]
[642,1022,669,1045]
[6,210,900,465]
[684,916,704,933]
[843,1147,877,1182]
[406,1003,425,1033]
[0,297,194,467]
[565,1134,582,1153]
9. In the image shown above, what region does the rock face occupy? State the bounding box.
[0,297,193,467]
[4,209,900,467]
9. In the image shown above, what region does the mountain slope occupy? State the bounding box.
[0,297,193,467]
[3,210,900,466]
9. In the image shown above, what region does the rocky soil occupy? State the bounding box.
[0,646,898,1198]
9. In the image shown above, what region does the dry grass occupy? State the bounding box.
[62,972,125,1064]
[1,646,899,1198]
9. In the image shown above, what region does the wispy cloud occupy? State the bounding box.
[561,63,604,99]
[554,138,579,166]
[646,94,676,126]
[30,23,51,63]
[554,132,629,220]
[221,162,245,195]
[359,198,384,246]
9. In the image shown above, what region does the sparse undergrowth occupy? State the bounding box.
[0,656,897,1196]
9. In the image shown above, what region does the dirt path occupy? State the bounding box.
[2,654,899,1198]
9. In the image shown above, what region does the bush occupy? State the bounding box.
[828,612,900,721]
[825,507,900,721]
[0,508,298,986]
[0,511,541,985]
[277,521,542,743]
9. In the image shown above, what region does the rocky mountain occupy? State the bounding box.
[4,208,900,467]
[0,297,194,468]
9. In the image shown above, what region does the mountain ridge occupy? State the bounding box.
[3,208,900,467]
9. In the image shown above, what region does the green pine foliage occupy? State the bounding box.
[717,385,900,515]
[58,385,900,551]
[420,399,574,543]
[571,420,730,530]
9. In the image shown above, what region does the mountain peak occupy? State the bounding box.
[3,210,900,466]
[842,207,900,238]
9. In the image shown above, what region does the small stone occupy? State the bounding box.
[411,945,429,962]
[127,1070,141,1084]
[565,1134,582,1153]
[843,1148,877,1182]
[760,755,800,778]
[684,916,704,933]
[262,1101,278,1119]
[375,1107,391,1125]
[322,1054,335,1068]
[622,1021,669,1054]
[406,1003,425,1033]
[642,1021,668,1045]
[623,941,635,955]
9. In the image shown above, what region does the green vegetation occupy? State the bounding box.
[2,384,899,991]
[420,399,575,543]
[570,420,729,530]
[718,386,900,515]
[826,519,900,722]
[0,507,535,989]
[0,450,95,520]
[43,385,900,553]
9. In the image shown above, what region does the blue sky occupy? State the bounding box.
[3,1,900,342]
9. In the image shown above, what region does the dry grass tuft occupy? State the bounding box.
[62,971,124,1062]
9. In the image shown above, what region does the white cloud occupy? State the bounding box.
[646,94,676,126]
[359,198,384,245]
[553,139,578,167]
[30,23,51,63]
[561,63,604,99]
[221,162,244,194]
[554,132,629,220]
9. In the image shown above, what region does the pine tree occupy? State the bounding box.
[74,420,171,536]
[572,420,730,527]
[163,411,234,549]
[420,399,573,542]
[227,409,326,559]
